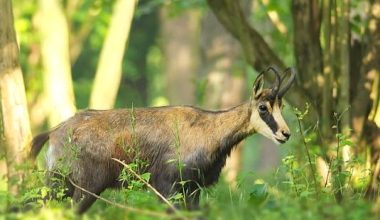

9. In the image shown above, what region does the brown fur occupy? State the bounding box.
[30,88,291,213]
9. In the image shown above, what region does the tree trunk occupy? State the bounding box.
[38,0,76,126]
[0,0,32,195]
[336,0,350,134]
[321,0,334,139]
[352,0,380,143]
[361,0,380,199]
[89,0,137,109]
[292,0,323,107]
[160,7,201,105]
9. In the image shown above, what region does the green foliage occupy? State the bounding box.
[248,180,268,206]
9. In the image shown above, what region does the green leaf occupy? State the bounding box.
[170,193,183,201]
[141,173,151,182]
[178,180,189,186]
[300,190,314,198]
[40,187,49,199]
[334,171,351,185]
[282,155,295,165]
[248,183,268,206]
[341,140,353,147]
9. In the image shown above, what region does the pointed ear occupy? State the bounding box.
[253,73,264,98]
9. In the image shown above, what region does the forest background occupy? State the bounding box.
[1,0,380,219]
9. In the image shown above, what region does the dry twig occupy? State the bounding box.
[111,157,179,212]
[48,170,177,219]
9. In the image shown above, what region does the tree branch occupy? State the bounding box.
[207,0,284,71]
[48,170,183,219]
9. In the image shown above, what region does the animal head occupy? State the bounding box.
[249,67,296,144]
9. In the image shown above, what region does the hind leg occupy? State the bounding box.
[45,170,75,201]
[72,185,107,214]
[70,162,113,214]
[185,189,200,210]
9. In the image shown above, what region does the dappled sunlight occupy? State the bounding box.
[366,69,377,89]
[268,11,287,34]
[260,0,288,34]
[372,3,380,18]
[363,52,375,65]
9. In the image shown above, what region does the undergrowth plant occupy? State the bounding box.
[279,103,374,211]
[293,103,320,199]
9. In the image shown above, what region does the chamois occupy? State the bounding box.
[30,67,296,214]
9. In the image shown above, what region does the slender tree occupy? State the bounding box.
[0,0,32,195]
[361,0,380,198]
[90,0,137,109]
[38,0,76,126]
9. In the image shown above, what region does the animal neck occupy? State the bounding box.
[208,102,253,161]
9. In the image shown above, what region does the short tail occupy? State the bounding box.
[29,131,50,159]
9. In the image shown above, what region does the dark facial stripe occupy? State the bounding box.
[259,112,278,134]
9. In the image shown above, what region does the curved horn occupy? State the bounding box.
[267,66,281,98]
[278,67,296,98]
[252,70,265,96]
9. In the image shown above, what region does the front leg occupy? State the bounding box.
[184,188,200,210]
[150,163,202,210]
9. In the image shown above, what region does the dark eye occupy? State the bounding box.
[258,104,267,113]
